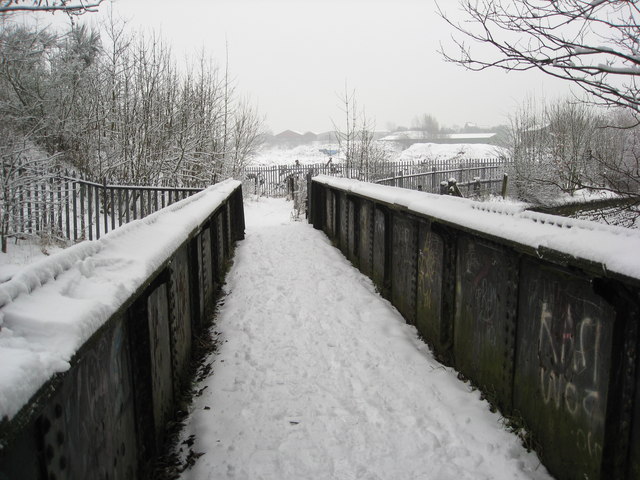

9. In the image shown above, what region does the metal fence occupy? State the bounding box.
[2,170,202,245]
[2,158,510,248]
[374,160,509,196]
[242,158,509,198]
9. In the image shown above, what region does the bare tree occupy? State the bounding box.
[1,18,262,187]
[333,86,389,180]
[333,84,359,170]
[506,95,640,205]
[438,1,640,114]
[411,113,441,140]
[0,0,104,15]
[226,99,264,179]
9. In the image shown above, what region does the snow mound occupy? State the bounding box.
[250,143,342,166]
[396,142,507,163]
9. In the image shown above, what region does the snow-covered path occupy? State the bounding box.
[177,197,552,480]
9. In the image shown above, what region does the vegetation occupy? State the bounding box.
[505,97,640,212]
[332,86,389,180]
[440,0,640,223]
[0,18,264,187]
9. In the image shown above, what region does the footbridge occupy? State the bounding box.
[1,176,639,480]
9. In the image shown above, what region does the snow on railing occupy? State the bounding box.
[0,179,240,421]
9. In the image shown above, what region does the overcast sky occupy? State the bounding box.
[71,0,573,133]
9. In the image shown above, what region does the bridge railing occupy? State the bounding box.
[309,175,640,480]
[2,169,203,248]
[0,181,245,479]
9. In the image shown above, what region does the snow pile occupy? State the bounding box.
[250,141,502,167]
[396,142,507,163]
[0,180,241,421]
[250,144,341,166]
[177,197,551,480]
[314,176,640,281]
[540,188,620,207]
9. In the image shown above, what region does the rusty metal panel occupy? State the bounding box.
[195,231,205,320]
[215,213,226,282]
[169,245,193,394]
[358,200,374,278]
[627,338,640,479]
[372,206,387,295]
[147,283,174,447]
[221,203,232,259]
[338,192,349,254]
[39,317,138,480]
[513,260,616,480]
[324,189,335,239]
[454,235,518,412]
[347,196,359,265]
[416,223,446,349]
[199,228,213,314]
[0,421,41,480]
[390,213,418,325]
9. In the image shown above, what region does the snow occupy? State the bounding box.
[380,131,497,141]
[250,144,342,166]
[176,197,551,480]
[396,142,507,163]
[0,180,240,421]
[250,141,504,167]
[547,188,619,206]
[314,176,640,282]
[0,240,65,283]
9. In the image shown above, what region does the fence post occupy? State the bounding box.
[431,166,437,192]
[448,178,463,197]
[501,173,509,198]
[103,178,108,237]
[473,176,481,196]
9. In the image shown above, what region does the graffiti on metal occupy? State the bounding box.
[514,261,615,479]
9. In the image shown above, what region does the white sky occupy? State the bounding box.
[46,0,574,134]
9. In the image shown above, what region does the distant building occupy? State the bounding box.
[271,130,319,146]
[302,131,317,143]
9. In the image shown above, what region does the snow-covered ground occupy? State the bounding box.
[250,143,343,166]
[396,142,507,162]
[176,197,552,480]
[251,141,502,167]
